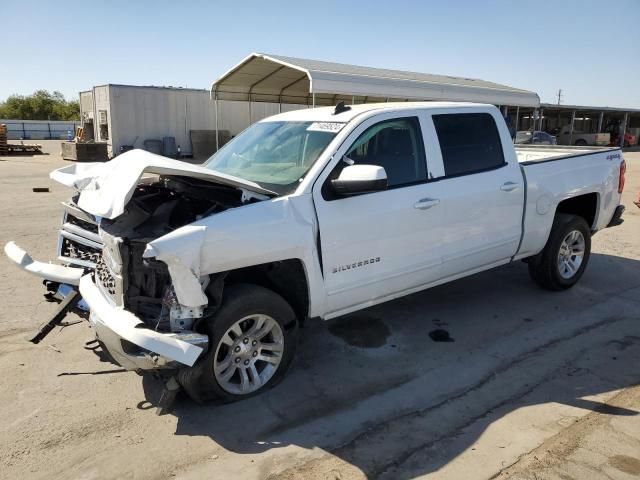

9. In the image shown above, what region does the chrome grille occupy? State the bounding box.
[57,201,103,269]
[66,213,99,234]
[60,236,101,265]
[96,257,117,296]
[95,237,124,306]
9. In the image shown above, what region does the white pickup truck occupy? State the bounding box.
[555,125,611,146]
[5,102,627,403]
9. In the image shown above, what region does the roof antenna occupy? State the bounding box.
[333,101,351,115]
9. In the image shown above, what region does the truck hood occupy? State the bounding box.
[50,149,274,219]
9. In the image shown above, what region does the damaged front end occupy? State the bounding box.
[86,175,246,370]
[4,197,102,336]
[5,150,271,372]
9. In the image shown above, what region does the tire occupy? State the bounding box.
[528,213,591,291]
[178,284,299,403]
[574,139,588,146]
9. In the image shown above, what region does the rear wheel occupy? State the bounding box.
[178,284,298,403]
[528,214,591,291]
[574,139,588,146]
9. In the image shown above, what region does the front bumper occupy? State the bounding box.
[79,275,208,371]
[4,241,84,285]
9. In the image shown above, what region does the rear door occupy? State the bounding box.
[425,111,524,278]
[312,111,443,317]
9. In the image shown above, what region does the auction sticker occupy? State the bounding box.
[307,122,346,133]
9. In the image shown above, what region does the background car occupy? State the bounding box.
[515,130,557,145]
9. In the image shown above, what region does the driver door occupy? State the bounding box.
[312,112,443,318]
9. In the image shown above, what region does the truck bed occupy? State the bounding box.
[515,145,619,165]
[515,144,623,262]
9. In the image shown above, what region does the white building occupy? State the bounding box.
[79,84,306,158]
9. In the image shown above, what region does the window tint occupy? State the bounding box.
[345,117,426,187]
[432,113,505,176]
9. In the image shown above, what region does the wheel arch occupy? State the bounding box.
[208,259,311,324]
[555,192,599,230]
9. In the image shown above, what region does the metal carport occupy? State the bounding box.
[210,52,540,148]
[211,52,540,108]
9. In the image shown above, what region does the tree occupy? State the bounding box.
[0,90,80,120]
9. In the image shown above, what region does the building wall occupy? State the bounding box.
[78,85,310,157]
[79,91,93,119]
[216,100,307,136]
[108,86,210,156]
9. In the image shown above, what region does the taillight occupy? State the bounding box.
[619,159,626,193]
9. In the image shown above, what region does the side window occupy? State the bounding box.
[432,113,505,177]
[345,117,427,187]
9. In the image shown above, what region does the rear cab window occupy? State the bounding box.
[432,112,506,177]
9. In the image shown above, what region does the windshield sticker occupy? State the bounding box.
[307,122,345,133]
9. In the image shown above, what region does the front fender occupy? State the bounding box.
[143,194,326,315]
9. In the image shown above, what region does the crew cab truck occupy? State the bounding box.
[5,102,626,403]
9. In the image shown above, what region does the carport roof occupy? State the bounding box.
[540,103,640,113]
[211,52,540,108]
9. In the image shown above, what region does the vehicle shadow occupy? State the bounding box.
[141,252,640,478]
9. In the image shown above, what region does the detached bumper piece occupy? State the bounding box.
[30,289,81,344]
[4,241,84,285]
[607,205,625,228]
[79,275,208,370]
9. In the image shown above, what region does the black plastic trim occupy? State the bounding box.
[427,162,508,183]
[607,205,625,228]
[331,178,388,196]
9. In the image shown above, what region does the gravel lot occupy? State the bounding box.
[1,141,639,480]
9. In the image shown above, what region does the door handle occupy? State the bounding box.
[414,198,440,210]
[500,181,520,192]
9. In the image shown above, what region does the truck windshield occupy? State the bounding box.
[203,121,340,195]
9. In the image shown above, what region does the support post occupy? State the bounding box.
[620,113,628,148]
[569,110,576,145]
[312,92,316,108]
[214,95,219,152]
[531,110,537,131]
[597,111,604,132]
[515,106,520,131]
[539,108,544,132]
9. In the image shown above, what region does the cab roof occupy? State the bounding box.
[262,101,494,123]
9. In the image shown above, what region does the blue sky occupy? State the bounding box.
[3,0,639,107]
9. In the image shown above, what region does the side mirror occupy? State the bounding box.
[331,164,388,195]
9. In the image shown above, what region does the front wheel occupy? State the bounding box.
[528,214,591,291]
[178,284,298,403]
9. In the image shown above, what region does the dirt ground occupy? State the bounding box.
[0,141,639,480]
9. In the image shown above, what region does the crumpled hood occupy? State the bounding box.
[50,149,273,219]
